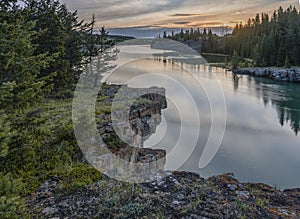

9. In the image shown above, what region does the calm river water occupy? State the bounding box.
[104,43,300,189]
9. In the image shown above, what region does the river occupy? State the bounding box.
[103,41,300,189]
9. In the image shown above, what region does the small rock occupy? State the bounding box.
[172,200,181,205]
[237,184,245,190]
[177,193,185,200]
[42,207,58,215]
[236,191,250,199]
[172,178,180,186]
[227,184,237,191]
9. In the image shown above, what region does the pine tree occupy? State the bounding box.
[231,50,239,70]
[0,113,10,158]
[22,0,103,93]
[0,1,51,109]
[24,0,73,91]
[222,5,300,67]
[163,31,167,38]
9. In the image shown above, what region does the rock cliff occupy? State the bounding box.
[94,84,167,180]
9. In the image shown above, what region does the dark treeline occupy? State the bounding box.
[165,28,221,55]
[166,5,300,67]
[228,5,300,67]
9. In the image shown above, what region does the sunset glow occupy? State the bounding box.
[62,0,299,28]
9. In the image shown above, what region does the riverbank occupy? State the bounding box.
[233,67,300,83]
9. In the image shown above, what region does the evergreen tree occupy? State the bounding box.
[180,28,184,38]
[0,113,10,158]
[23,0,103,93]
[163,31,167,38]
[24,0,74,91]
[0,1,51,108]
[221,5,300,67]
[231,50,239,70]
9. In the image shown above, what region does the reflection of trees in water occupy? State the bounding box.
[232,73,242,92]
[152,57,300,135]
[238,76,300,135]
[273,98,300,136]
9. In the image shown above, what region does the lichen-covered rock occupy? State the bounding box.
[26,172,300,218]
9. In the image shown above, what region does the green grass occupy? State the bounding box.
[0,90,120,217]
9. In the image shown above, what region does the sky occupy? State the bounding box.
[61,0,299,37]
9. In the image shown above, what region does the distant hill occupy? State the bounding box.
[108,35,135,42]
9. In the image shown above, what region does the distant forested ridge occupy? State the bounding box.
[108,35,134,43]
[166,6,300,67]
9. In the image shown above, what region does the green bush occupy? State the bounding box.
[55,163,103,192]
[0,173,28,219]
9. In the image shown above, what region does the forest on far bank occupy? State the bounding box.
[166,5,300,67]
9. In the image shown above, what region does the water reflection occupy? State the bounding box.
[230,75,300,135]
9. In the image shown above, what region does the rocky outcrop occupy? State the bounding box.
[26,172,300,218]
[113,86,167,144]
[233,67,300,82]
[94,84,167,180]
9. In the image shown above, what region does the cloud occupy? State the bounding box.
[188,21,224,27]
[170,13,205,17]
[61,0,299,28]
[173,21,191,24]
[63,0,185,19]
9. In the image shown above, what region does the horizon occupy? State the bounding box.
[107,26,233,38]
